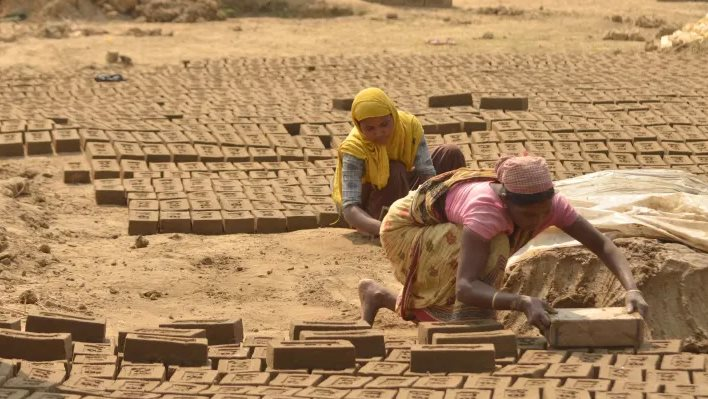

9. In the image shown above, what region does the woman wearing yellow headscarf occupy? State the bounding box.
[332,88,466,236]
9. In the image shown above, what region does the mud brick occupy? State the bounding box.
[70,364,116,379]
[665,384,708,395]
[660,142,691,155]
[194,144,224,162]
[117,364,167,381]
[510,376,560,390]
[645,370,691,385]
[85,142,117,159]
[26,311,105,343]
[0,314,20,331]
[160,319,243,346]
[300,330,383,359]
[252,210,286,233]
[595,393,642,399]
[566,352,615,367]
[122,333,208,367]
[113,142,146,161]
[127,210,158,235]
[49,129,81,153]
[216,359,262,374]
[444,389,493,399]
[189,197,221,211]
[158,211,191,233]
[428,94,473,108]
[78,129,109,148]
[431,329,516,359]
[541,388,592,399]
[152,382,208,395]
[561,161,592,174]
[141,144,172,163]
[221,210,254,234]
[479,97,528,111]
[596,366,642,382]
[276,147,305,161]
[201,385,253,396]
[459,375,508,391]
[693,371,708,385]
[562,379,611,392]
[320,376,374,389]
[365,376,419,389]
[384,349,410,363]
[410,377,463,390]
[613,354,659,370]
[208,344,250,368]
[606,142,637,156]
[294,387,351,399]
[267,340,355,370]
[247,147,277,162]
[268,373,322,387]
[636,340,683,356]
[221,199,254,212]
[3,377,61,391]
[73,354,119,365]
[129,199,159,211]
[289,320,370,340]
[514,337,546,353]
[219,372,270,386]
[357,361,407,376]
[418,320,502,345]
[166,368,218,385]
[544,363,594,379]
[581,152,612,164]
[109,379,161,392]
[26,393,81,399]
[0,329,72,361]
[611,381,660,393]
[494,364,548,378]
[248,387,302,397]
[548,307,643,349]
[178,163,209,173]
[409,344,494,374]
[492,388,540,399]
[167,144,199,162]
[516,349,567,365]
[190,211,224,235]
[497,142,525,155]
[664,155,694,166]
[660,353,705,371]
[635,155,668,167]
[346,389,398,399]
[591,163,617,172]
[632,141,664,155]
[21,131,52,155]
[686,141,708,155]
[62,161,91,184]
[525,141,555,153]
[222,147,251,162]
[124,178,154,194]
[160,198,190,211]
[70,344,111,357]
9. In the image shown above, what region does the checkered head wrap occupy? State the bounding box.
[494,154,554,195]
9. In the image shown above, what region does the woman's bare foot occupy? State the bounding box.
[358,278,397,325]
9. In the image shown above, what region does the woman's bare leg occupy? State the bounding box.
[357,279,398,325]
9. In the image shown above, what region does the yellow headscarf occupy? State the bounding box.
[332,88,424,208]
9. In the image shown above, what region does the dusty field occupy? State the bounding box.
[1,0,708,347]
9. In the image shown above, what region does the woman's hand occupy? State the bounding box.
[625,290,649,319]
[521,296,557,334]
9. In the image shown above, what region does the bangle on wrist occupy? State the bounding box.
[626,289,641,294]
[491,292,500,310]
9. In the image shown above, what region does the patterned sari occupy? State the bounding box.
[379,168,536,322]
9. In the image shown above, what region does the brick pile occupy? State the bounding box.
[0,308,705,399]
[1,54,708,235]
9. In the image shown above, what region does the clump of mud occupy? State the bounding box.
[500,237,708,352]
[135,0,223,23]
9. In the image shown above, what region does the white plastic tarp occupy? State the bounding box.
[508,169,708,269]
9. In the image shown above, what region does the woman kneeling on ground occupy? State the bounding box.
[332,87,466,237]
[358,155,649,332]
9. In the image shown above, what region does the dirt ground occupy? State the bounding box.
[1,0,708,346]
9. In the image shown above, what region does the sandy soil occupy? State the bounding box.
[1,0,707,71]
[1,0,707,346]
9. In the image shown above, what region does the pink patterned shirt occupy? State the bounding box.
[444,181,578,240]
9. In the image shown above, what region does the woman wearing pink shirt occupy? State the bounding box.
[358,155,649,332]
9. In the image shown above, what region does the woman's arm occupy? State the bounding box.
[561,216,649,317]
[456,227,556,332]
[343,205,381,236]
